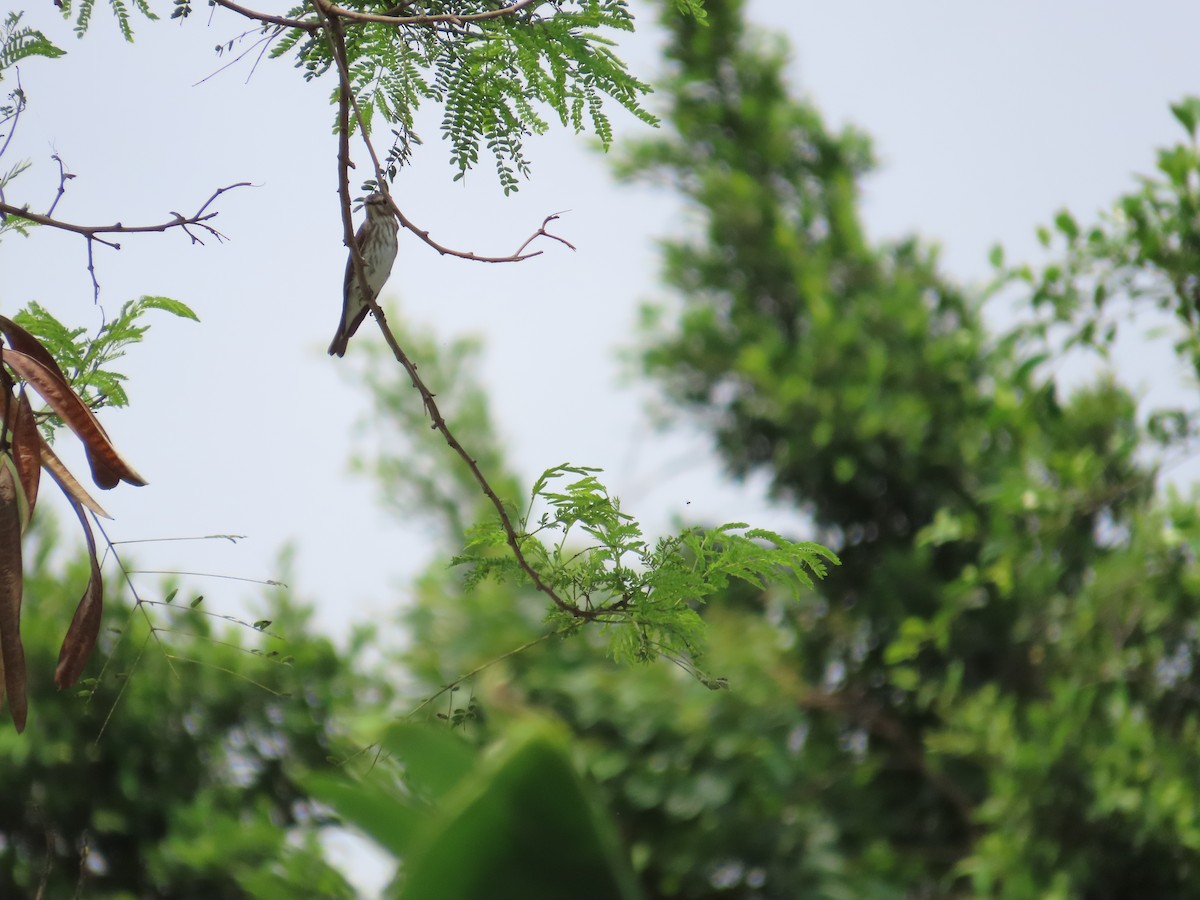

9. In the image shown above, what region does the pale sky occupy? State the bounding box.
[3,1,1199,653]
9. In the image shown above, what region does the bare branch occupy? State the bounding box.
[316,0,594,622]
[0,76,25,165]
[0,182,251,239]
[0,182,252,300]
[391,205,564,263]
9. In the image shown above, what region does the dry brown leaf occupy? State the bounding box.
[10,391,40,533]
[38,435,111,520]
[54,495,103,689]
[1,349,147,490]
[0,457,27,732]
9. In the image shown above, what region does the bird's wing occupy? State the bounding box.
[342,219,374,298]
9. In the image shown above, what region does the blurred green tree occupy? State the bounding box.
[0,518,375,898]
[353,1,1200,897]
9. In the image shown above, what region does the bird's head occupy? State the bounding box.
[364,192,393,218]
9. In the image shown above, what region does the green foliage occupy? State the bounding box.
[353,318,835,678]
[312,720,643,899]
[0,159,34,239]
[264,1,662,193]
[58,0,158,41]
[996,96,1200,388]
[454,463,837,677]
[346,1,1200,896]
[0,12,64,74]
[0,518,372,897]
[670,0,708,23]
[15,296,197,413]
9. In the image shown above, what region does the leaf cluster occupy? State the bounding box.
[995,97,1200,387]
[15,296,198,414]
[0,12,64,75]
[268,0,658,193]
[454,464,837,677]
[0,152,33,239]
[58,0,157,41]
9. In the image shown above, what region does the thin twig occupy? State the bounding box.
[47,152,74,218]
[137,598,284,637]
[513,211,576,256]
[125,569,286,586]
[0,182,251,238]
[312,3,556,263]
[110,533,246,544]
[406,628,562,719]
[392,204,574,263]
[92,516,180,680]
[93,629,151,744]
[0,73,25,164]
[192,30,278,87]
[163,653,291,695]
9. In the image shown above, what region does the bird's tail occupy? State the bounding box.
[327,329,349,357]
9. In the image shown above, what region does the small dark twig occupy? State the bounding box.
[406,629,562,720]
[47,152,74,218]
[513,211,576,257]
[0,73,25,164]
[192,29,279,87]
[246,28,279,83]
[392,204,556,263]
[86,239,100,300]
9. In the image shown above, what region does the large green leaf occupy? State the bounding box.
[398,721,643,900]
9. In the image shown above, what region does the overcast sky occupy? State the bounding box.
[3,0,1200,651]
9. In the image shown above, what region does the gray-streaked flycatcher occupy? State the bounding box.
[328,192,399,357]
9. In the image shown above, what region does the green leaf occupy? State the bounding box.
[381,721,477,800]
[1054,209,1079,241]
[137,295,200,322]
[0,12,65,74]
[1170,96,1200,139]
[399,722,643,900]
[306,771,425,858]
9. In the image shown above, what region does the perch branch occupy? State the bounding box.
[212,0,543,32]
[317,0,588,619]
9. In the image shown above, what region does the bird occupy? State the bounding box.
[328,192,399,357]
